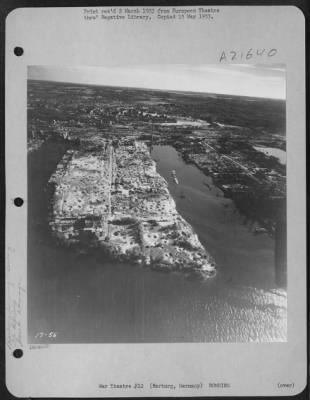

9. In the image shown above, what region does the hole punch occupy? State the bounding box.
[14,197,24,207]
[14,47,24,56]
[13,349,23,358]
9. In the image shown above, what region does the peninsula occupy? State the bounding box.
[48,138,216,276]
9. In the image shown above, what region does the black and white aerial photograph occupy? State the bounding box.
[27,64,287,344]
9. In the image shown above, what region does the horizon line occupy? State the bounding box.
[28,78,286,101]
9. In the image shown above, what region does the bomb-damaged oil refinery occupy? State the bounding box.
[27,76,288,343]
[28,80,286,268]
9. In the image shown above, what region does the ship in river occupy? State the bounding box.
[171,169,179,184]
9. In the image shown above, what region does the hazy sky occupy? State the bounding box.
[28,64,285,99]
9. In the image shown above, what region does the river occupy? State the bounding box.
[28,143,287,343]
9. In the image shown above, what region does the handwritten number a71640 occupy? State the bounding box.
[219,48,277,63]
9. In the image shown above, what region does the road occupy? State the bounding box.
[105,142,114,239]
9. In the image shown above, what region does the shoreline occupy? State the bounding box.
[179,149,283,238]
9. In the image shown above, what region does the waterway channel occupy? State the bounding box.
[28,142,287,343]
